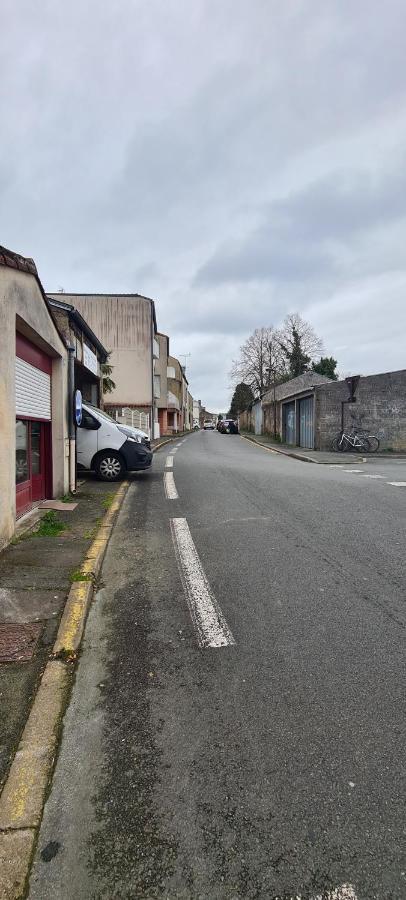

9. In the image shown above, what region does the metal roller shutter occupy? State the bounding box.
[15,357,51,420]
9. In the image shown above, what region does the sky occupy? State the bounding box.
[1,0,406,412]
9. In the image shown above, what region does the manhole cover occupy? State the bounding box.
[0,623,43,662]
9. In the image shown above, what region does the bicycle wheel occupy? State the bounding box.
[331,434,343,452]
[367,436,380,452]
[355,437,370,453]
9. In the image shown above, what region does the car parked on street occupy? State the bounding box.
[219,419,239,434]
[77,402,153,480]
[203,420,215,430]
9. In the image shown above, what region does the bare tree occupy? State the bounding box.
[230,326,287,396]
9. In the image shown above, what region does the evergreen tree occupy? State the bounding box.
[312,356,338,380]
[279,327,311,377]
[229,382,254,417]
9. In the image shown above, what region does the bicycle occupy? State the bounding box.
[331,430,371,453]
[351,428,380,452]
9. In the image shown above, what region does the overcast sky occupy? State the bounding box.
[1,1,406,411]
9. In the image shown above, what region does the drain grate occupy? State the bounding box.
[0,623,43,662]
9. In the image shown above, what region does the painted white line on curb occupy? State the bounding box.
[387,481,406,487]
[170,517,235,649]
[164,472,179,499]
[165,456,174,469]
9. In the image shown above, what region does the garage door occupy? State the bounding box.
[283,401,296,444]
[15,357,51,419]
[299,396,314,448]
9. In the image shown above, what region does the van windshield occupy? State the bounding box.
[83,403,117,425]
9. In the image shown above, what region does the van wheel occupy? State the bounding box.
[95,452,125,481]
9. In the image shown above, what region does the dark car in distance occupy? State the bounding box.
[219,419,239,434]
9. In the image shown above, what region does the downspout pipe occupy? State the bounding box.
[67,343,76,494]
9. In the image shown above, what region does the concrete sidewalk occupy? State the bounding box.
[0,478,121,790]
[240,432,406,464]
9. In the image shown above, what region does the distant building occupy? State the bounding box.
[47,292,158,437]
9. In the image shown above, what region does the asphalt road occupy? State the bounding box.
[29,432,406,899]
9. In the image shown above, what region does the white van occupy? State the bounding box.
[77,402,153,481]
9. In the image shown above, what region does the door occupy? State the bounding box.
[16,420,31,516]
[254,402,262,435]
[15,420,50,515]
[77,408,100,468]
[283,402,296,444]
[31,422,48,501]
[299,397,314,448]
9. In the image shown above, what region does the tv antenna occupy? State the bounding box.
[179,353,191,372]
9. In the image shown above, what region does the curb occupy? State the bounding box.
[240,433,318,464]
[0,480,129,900]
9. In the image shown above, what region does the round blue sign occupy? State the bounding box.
[74,389,82,426]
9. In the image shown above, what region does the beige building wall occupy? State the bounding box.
[155,333,169,409]
[48,294,154,408]
[0,267,69,549]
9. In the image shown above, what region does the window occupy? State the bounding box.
[167,366,176,379]
[154,375,161,399]
[78,410,100,430]
[16,421,29,484]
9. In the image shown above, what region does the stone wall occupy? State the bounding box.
[315,370,406,451]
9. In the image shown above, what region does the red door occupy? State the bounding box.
[16,420,50,516]
[16,420,31,516]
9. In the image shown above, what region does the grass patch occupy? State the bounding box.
[101,493,115,510]
[69,570,93,583]
[60,493,75,503]
[37,511,66,537]
[83,527,98,539]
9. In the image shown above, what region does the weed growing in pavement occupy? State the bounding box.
[101,493,115,510]
[69,570,93,583]
[83,527,98,539]
[60,493,75,503]
[37,511,66,537]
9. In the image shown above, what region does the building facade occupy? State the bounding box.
[154,332,169,438]
[47,297,107,407]
[167,355,183,432]
[0,247,69,548]
[48,293,158,437]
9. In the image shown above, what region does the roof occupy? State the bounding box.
[0,245,64,339]
[262,372,332,405]
[46,296,108,362]
[0,245,38,276]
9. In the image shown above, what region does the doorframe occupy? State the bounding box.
[15,417,53,518]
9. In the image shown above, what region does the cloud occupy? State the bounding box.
[195,164,406,287]
[1,0,406,410]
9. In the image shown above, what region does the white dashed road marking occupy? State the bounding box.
[361,473,385,479]
[164,472,179,499]
[170,517,235,649]
[304,886,357,900]
[165,456,174,469]
[343,469,363,473]
[387,481,406,487]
